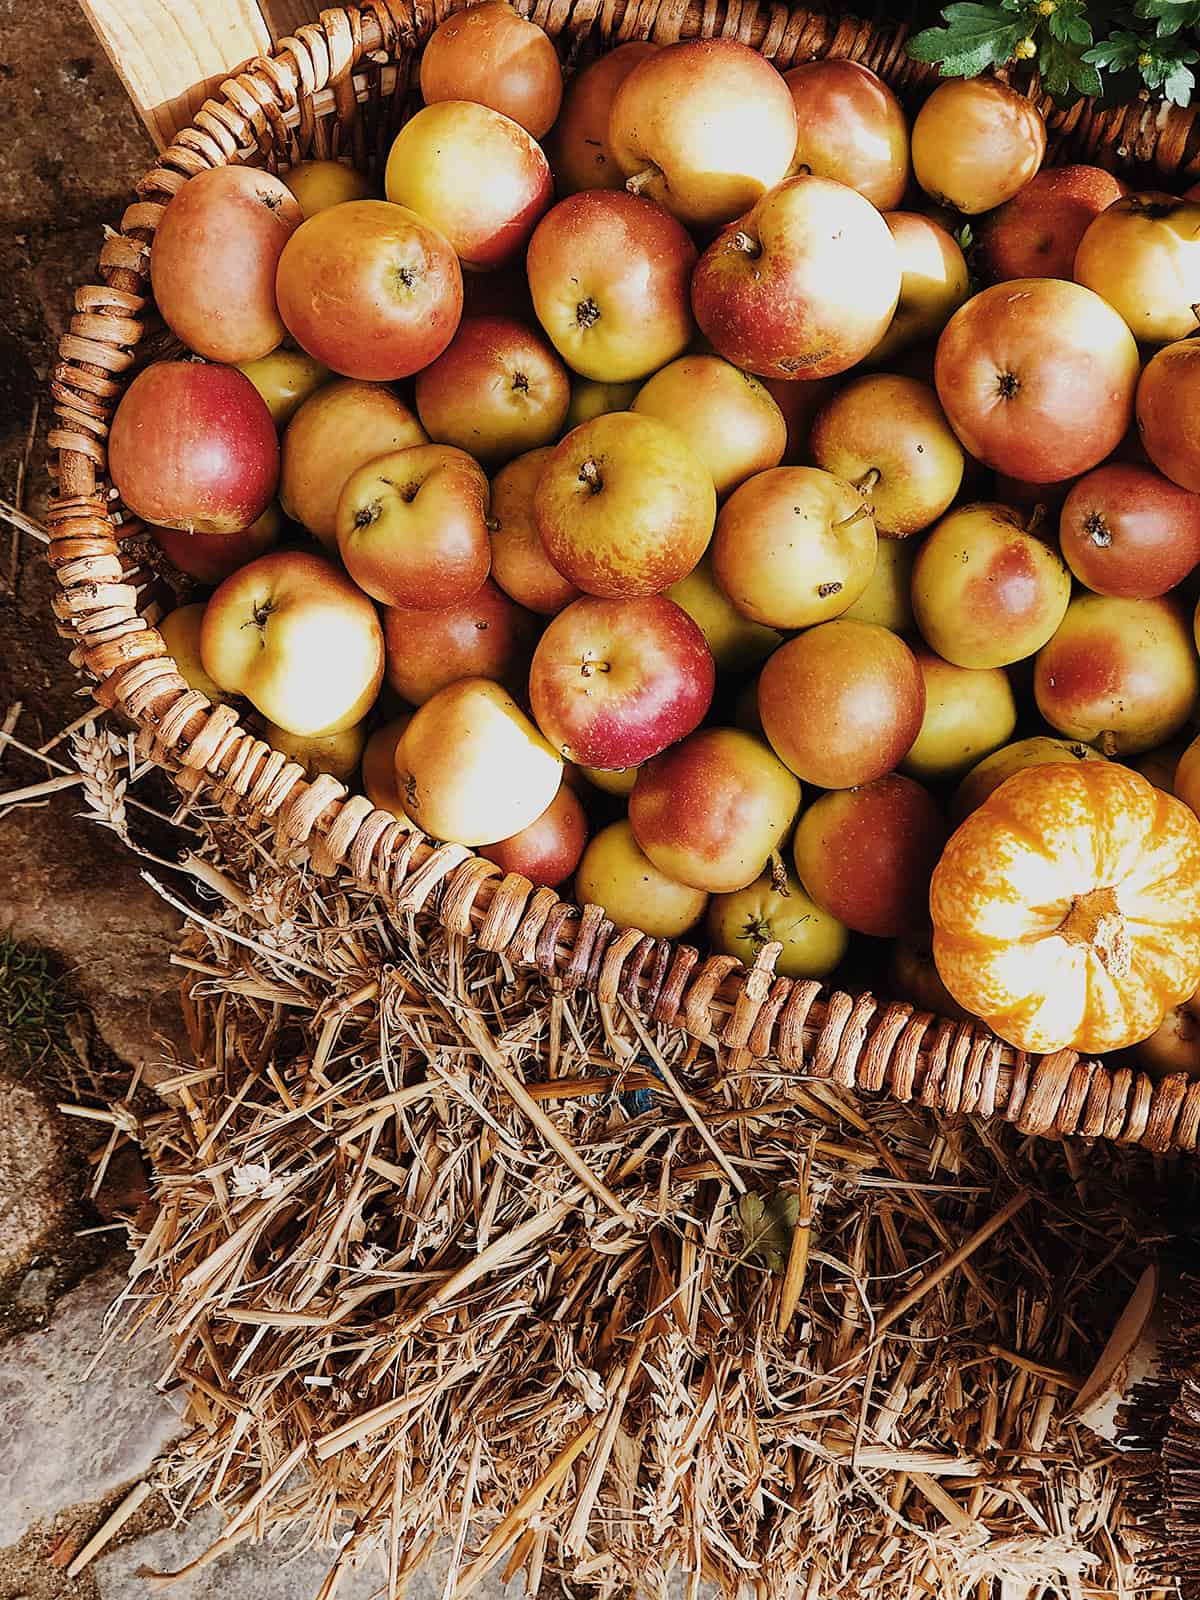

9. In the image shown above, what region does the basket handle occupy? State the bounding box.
[77,0,316,148]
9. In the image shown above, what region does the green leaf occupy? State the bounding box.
[1163,57,1197,101]
[908,3,1028,76]
[1070,54,1106,94]
[1134,0,1200,38]
[1083,28,1144,69]
[737,1191,799,1274]
[1048,0,1093,46]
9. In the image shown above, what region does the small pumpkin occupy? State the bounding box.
[930,761,1200,1054]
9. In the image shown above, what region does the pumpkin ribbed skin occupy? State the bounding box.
[930,761,1200,1054]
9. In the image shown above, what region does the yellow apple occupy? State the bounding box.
[951,735,1105,821]
[236,348,330,429]
[900,649,1017,782]
[282,159,375,218]
[395,677,563,846]
[666,554,781,673]
[159,603,233,705]
[200,549,384,736]
[280,378,428,546]
[361,716,416,826]
[633,355,787,497]
[867,212,969,364]
[565,377,640,429]
[841,536,915,633]
[261,717,368,782]
[579,763,638,797]
[575,819,708,938]
[707,867,848,979]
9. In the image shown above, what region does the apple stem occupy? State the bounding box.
[1025,503,1047,538]
[578,458,603,495]
[768,851,788,895]
[579,658,610,678]
[1192,302,1200,329]
[730,230,762,259]
[485,517,501,533]
[854,467,881,499]
[624,164,661,196]
[832,504,873,534]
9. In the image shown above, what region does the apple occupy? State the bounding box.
[580,763,638,797]
[236,348,329,429]
[1133,740,1186,794]
[383,578,536,705]
[707,867,848,979]
[526,191,696,382]
[158,603,234,705]
[480,783,588,887]
[628,727,802,894]
[260,717,367,783]
[632,355,786,497]
[1137,340,1200,492]
[691,175,901,380]
[1058,463,1200,599]
[952,735,1105,821]
[361,714,415,823]
[900,649,1017,782]
[152,502,282,587]
[1134,989,1200,1078]
[395,677,563,846]
[666,554,781,673]
[576,819,708,939]
[414,315,569,464]
[419,1,563,138]
[1177,734,1200,817]
[150,165,302,363]
[911,78,1045,214]
[792,774,945,938]
[276,199,462,379]
[534,412,715,597]
[608,39,796,229]
[977,164,1126,281]
[108,361,279,534]
[809,374,963,537]
[761,375,836,462]
[934,279,1139,483]
[489,447,580,615]
[867,212,970,365]
[565,377,641,429]
[279,378,427,548]
[1034,593,1200,755]
[1074,193,1200,345]
[529,594,714,767]
[282,160,375,217]
[711,465,877,629]
[547,41,658,194]
[336,444,491,610]
[841,535,915,633]
[783,59,909,210]
[384,102,551,271]
[911,502,1071,668]
[758,620,925,788]
[200,549,384,735]
[888,932,971,1021]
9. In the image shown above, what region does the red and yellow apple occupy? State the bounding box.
[419,1,563,138]
[1074,193,1200,344]
[546,41,658,194]
[912,78,1045,214]
[383,578,536,705]
[480,782,588,886]
[867,212,970,365]
[152,501,282,587]
[1137,340,1200,492]
[1058,462,1200,598]
[977,164,1125,281]
[784,58,909,210]
[489,447,580,615]
[361,714,415,823]
[575,819,708,938]
[199,549,384,735]
[565,377,641,429]
[414,315,569,464]
[632,355,786,497]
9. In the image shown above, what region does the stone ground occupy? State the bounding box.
[0,7,520,1596]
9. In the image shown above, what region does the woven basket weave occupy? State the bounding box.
[47,0,1200,1157]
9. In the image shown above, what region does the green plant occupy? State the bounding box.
[909,0,1200,106]
[0,937,74,1073]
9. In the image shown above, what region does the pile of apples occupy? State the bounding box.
[106,6,1200,1015]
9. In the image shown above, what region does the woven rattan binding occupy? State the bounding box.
[47,0,1200,1155]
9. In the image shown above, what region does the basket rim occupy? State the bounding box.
[45,0,1200,1158]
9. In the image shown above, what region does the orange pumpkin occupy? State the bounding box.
[929,761,1200,1054]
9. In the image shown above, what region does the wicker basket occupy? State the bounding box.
[48,0,1200,1157]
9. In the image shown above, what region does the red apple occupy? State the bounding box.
[934,279,1139,483]
[608,39,797,229]
[793,775,946,938]
[480,782,588,887]
[783,59,909,210]
[383,578,536,705]
[528,594,714,767]
[977,164,1126,282]
[489,447,581,615]
[108,361,279,534]
[1035,594,1200,755]
[691,175,901,380]
[1058,463,1200,598]
[534,412,715,597]
[414,316,569,465]
[419,1,563,138]
[758,620,925,788]
[336,444,491,609]
[276,199,462,380]
[384,102,551,271]
[546,41,658,194]
[526,191,696,382]
[628,728,803,894]
[152,502,282,586]
[150,165,302,363]
[1137,340,1200,492]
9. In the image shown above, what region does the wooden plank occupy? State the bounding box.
[259,0,320,37]
[77,0,274,149]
